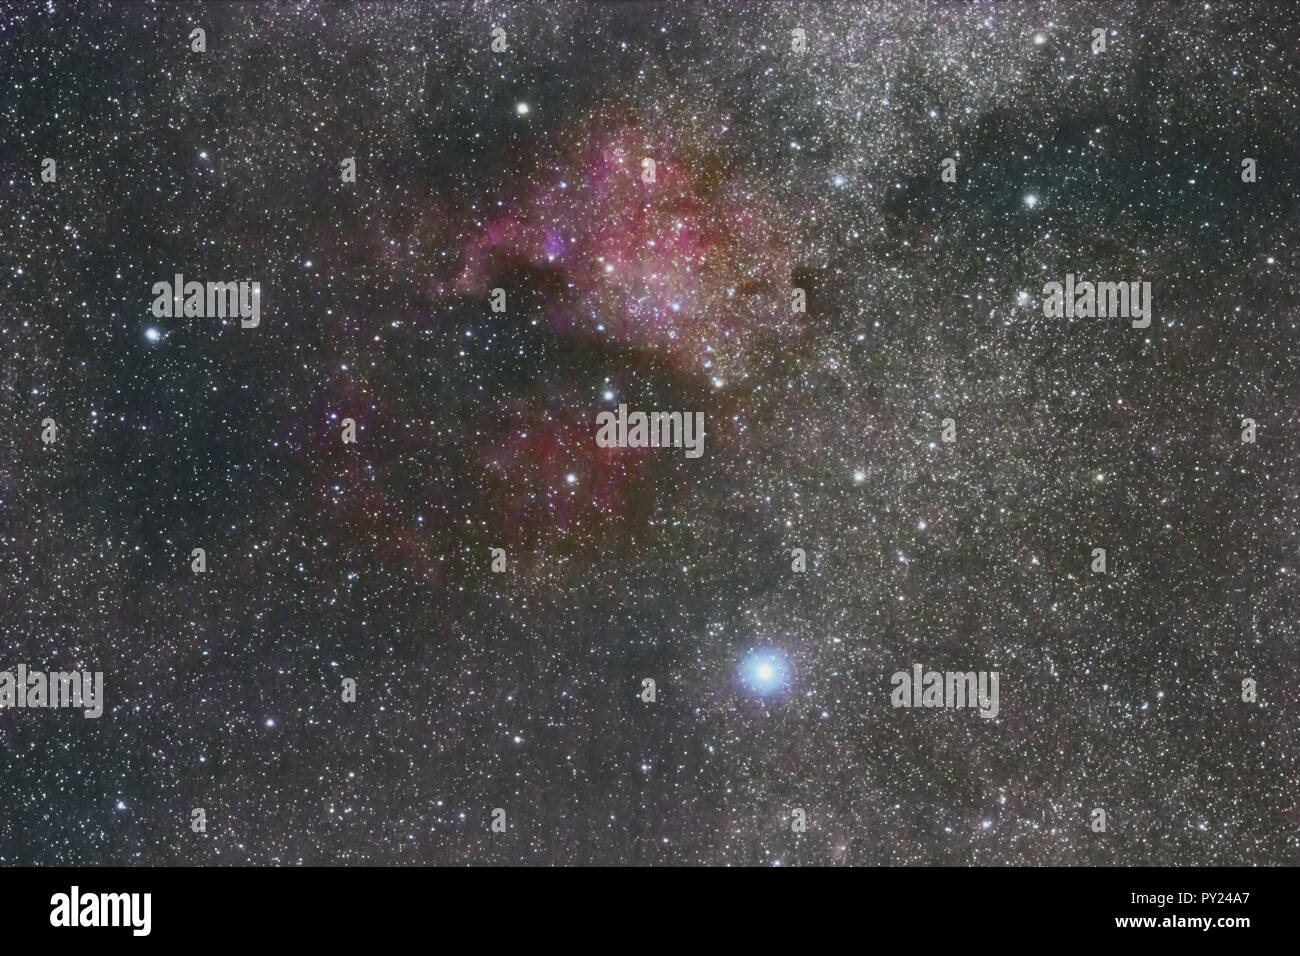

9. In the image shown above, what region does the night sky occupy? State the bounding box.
[2,1,1298,866]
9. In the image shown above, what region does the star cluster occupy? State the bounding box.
[0,2,1298,866]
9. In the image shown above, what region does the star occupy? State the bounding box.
[739,648,794,698]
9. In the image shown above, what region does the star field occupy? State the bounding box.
[1,1,1298,866]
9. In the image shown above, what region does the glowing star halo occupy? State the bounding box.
[739,648,794,698]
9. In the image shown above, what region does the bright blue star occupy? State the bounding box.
[144,327,161,343]
[739,647,793,697]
